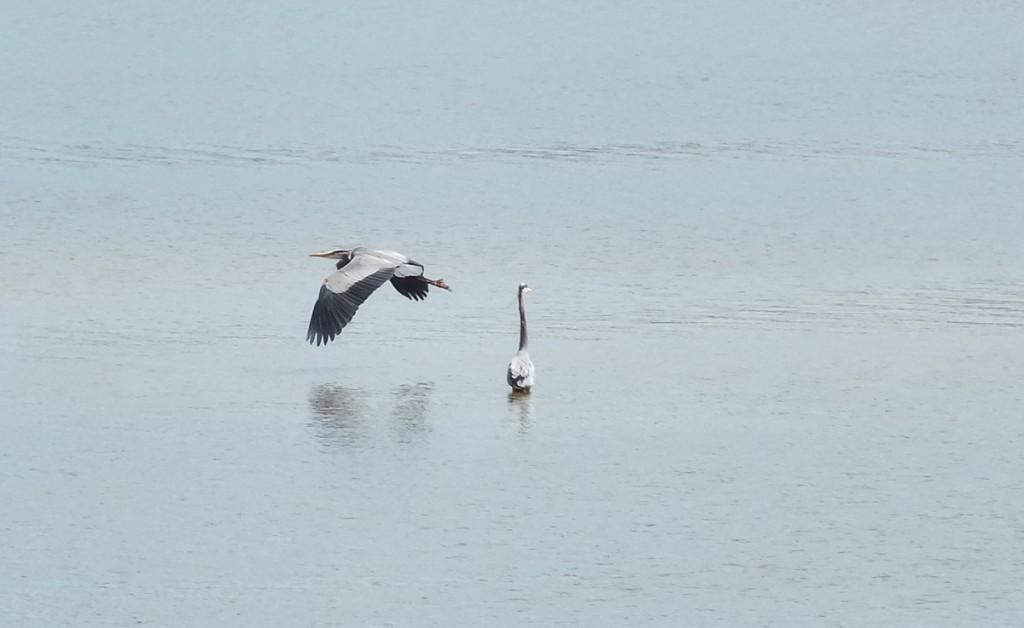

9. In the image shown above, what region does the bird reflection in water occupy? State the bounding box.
[308,383,370,447]
[391,382,434,441]
[308,382,436,447]
[507,391,534,434]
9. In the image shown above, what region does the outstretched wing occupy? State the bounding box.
[307,253,399,345]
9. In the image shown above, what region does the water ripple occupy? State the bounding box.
[3,136,1020,168]
[632,284,1024,333]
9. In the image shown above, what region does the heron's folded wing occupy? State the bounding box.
[507,355,529,377]
[507,354,534,386]
[307,255,398,345]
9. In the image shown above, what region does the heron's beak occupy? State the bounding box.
[524,287,534,294]
[309,249,344,259]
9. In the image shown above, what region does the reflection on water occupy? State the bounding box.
[308,382,436,447]
[307,383,370,447]
[5,2,1024,623]
[391,382,434,440]
[507,392,534,434]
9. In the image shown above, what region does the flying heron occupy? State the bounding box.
[507,283,535,392]
[307,247,450,345]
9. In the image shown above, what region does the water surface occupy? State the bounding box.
[2,2,1024,626]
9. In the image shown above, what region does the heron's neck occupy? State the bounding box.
[518,291,528,351]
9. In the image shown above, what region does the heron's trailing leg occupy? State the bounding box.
[423,277,451,291]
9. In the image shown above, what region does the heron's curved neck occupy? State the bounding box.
[518,290,528,351]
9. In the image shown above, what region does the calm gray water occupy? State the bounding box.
[3,2,1024,626]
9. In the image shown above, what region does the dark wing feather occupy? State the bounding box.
[389,276,429,301]
[307,268,395,345]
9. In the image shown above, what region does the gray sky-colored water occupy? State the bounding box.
[2,2,1024,626]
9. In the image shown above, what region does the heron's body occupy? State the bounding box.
[507,283,535,392]
[507,350,534,392]
[307,246,449,345]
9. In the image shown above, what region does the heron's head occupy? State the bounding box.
[519,282,533,294]
[309,248,352,262]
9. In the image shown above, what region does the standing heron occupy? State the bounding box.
[507,283,535,392]
[307,247,450,345]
